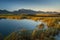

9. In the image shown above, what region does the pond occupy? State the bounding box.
[0,19,60,40]
[0,19,46,36]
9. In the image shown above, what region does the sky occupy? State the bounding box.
[0,0,60,12]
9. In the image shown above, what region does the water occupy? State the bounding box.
[0,19,60,40]
[55,32,60,40]
[0,19,44,36]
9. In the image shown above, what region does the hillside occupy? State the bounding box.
[0,9,60,15]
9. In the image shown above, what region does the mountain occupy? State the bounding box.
[0,9,60,14]
[0,9,38,14]
[0,10,11,14]
[13,9,37,14]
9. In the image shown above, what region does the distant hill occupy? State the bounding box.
[0,9,60,15]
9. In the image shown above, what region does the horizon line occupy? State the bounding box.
[0,8,60,13]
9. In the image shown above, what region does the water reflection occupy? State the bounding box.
[0,19,60,40]
[55,32,60,40]
[0,19,47,36]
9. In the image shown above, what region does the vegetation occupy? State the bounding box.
[4,27,60,40]
[0,14,60,40]
[4,17,60,40]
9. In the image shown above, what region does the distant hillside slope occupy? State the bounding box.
[0,9,60,15]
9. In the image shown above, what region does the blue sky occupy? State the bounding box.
[0,0,60,12]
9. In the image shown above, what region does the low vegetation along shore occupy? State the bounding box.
[0,14,60,40]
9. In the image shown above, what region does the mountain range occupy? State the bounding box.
[0,9,60,15]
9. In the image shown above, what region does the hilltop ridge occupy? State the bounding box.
[0,9,60,15]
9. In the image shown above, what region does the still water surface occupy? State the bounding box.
[0,19,42,36]
[0,19,60,40]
